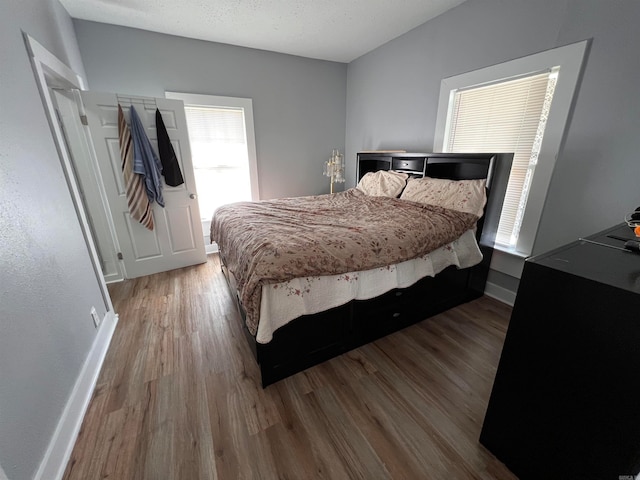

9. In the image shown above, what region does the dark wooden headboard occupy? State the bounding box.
[357,151,514,291]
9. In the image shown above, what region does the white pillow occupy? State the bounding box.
[400,176,487,217]
[356,170,408,198]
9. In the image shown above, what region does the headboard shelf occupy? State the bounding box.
[357,150,513,259]
[357,151,502,186]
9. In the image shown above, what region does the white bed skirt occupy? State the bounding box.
[255,229,482,344]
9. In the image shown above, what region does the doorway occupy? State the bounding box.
[24,33,115,309]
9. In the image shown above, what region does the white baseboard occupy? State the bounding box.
[484,280,516,306]
[35,311,119,480]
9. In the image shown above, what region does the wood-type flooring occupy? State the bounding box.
[63,254,517,480]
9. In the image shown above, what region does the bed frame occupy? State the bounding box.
[219,152,513,387]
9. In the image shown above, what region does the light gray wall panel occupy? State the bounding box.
[0,1,102,478]
[346,0,640,288]
[346,0,569,189]
[533,0,640,254]
[73,21,348,200]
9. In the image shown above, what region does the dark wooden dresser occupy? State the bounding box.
[480,224,640,479]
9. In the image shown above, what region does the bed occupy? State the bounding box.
[212,152,512,387]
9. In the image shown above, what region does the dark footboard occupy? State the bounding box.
[221,257,486,387]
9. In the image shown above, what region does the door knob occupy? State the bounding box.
[189,193,196,199]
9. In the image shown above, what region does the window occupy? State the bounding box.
[434,40,588,261]
[166,92,259,252]
[444,70,558,247]
[184,104,251,216]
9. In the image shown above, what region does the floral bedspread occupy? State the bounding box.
[210,188,479,336]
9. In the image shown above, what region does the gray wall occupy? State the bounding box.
[0,1,105,479]
[73,20,348,200]
[346,0,640,258]
[2,2,637,475]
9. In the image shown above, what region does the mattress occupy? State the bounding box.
[211,188,480,340]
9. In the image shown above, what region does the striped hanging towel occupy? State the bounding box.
[118,105,154,230]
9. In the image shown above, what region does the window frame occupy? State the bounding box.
[165,91,260,201]
[434,40,589,263]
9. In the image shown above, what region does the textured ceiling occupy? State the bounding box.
[60,0,466,63]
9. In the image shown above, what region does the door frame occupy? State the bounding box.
[24,33,117,306]
[165,91,261,201]
[24,32,120,480]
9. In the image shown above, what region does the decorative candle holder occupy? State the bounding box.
[323,149,345,194]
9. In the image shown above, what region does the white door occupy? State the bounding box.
[80,91,206,278]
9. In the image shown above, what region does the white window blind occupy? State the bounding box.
[182,105,252,220]
[183,106,247,165]
[445,70,557,247]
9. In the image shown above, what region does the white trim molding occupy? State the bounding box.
[165,91,261,201]
[434,40,590,260]
[24,33,120,480]
[35,312,118,480]
[484,281,517,307]
[24,32,114,311]
[23,33,86,90]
